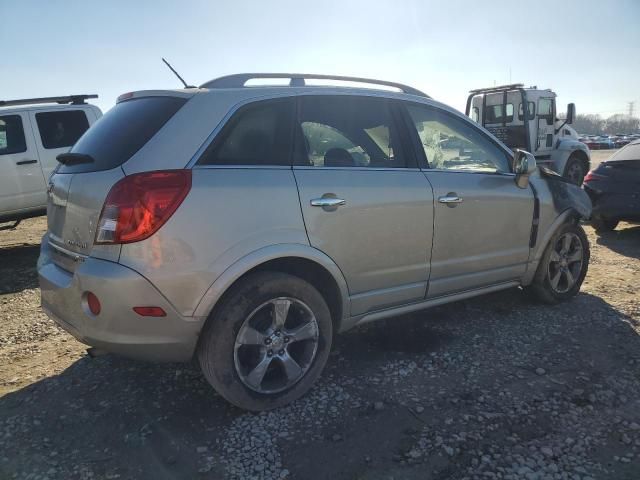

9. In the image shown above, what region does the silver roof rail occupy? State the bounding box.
[0,94,98,108]
[200,73,429,98]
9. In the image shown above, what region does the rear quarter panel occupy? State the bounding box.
[117,167,310,316]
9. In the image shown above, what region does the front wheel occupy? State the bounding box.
[197,271,333,411]
[563,155,587,186]
[529,222,590,304]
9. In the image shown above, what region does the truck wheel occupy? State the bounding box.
[197,271,333,411]
[529,222,590,304]
[563,155,587,185]
[591,216,618,233]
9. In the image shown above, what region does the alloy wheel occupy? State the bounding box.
[547,232,584,294]
[233,297,319,394]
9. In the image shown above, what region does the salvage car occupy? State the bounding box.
[584,139,640,232]
[38,74,592,410]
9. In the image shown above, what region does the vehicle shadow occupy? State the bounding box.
[2,288,639,480]
[595,224,640,259]
[0,244,40,294]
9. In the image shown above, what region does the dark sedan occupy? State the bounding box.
[584,139,640,232]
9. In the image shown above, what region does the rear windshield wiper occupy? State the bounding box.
[56,152,95,165]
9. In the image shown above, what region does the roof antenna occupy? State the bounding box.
[162,58,196,89]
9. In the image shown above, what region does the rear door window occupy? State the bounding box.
[0,115,27,155]
[58,96,187,174]
[35,110,89,149]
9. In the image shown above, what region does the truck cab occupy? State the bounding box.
[466,84,590,184]
[0,95,102,228]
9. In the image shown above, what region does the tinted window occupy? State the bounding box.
[35,110,89,149]
[610,142,640,162]
[199,98,294,166]
[59,96,187,174]
[485,104,514,123]
[0,115,27,155]
[406,104,510,173]
[296,96,407,168]
[518,102,535,120]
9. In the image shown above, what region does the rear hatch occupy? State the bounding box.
[46,94,189,272]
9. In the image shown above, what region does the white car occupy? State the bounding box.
[0,95,102,228]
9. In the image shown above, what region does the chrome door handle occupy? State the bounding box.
[438,195,463,204]
[310,197,346,208]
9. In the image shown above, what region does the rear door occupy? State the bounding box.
[402,102,534,298]
[0,112,46,215]
[293,95,434,316]
[29,108,93,181]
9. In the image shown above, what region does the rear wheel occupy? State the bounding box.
[563,155,587,185]
[591,216,618,233]
[530,222,590,304]
[197,271,333,411]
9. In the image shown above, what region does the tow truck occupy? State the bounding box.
[466,84,590,184]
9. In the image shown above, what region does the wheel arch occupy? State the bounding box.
[522,208,583,286]
[193,244,350,333]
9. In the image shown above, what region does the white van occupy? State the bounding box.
[0,95,102,228]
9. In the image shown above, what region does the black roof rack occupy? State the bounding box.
[0,94,98,108]
[468,84,525,95]
[200,73,429,98]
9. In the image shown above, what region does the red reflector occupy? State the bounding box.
[87,292,101,315]
[133,306,167,317]
[95,170,191,245]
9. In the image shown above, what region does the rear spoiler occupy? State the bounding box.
[0,94,98,108]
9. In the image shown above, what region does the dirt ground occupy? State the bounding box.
[1,214,639,480]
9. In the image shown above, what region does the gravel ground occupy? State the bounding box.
[1,217,639,480]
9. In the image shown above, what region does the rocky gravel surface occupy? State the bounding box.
[1,217,639,480]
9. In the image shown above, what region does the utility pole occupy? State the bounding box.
[628,101,635,117]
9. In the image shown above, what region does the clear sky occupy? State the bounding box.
[2,0,638,117]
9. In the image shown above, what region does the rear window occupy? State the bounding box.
[609,142,640,162]
[485,103,513,124]
[35,110,89,149]
[58,96,187,173]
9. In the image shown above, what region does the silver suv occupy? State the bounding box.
[38,74,592,411]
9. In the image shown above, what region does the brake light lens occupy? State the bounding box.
[95,170,191,244]
[583,170,605,183]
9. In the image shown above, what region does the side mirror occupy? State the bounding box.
[513,149,537,189]
[566,103,576,124]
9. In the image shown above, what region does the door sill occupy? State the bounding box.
[348,281,520,330]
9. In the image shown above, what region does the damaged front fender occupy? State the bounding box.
[536,166,592,219]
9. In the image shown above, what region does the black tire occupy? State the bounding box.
[591,216,618,233]
[529,222,590,304]
[197,271,333,411]
[563,155,587,186]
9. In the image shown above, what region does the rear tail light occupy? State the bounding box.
[95,170,191,244]
[583,171,605,183]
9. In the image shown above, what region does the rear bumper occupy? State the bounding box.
[37,236,204,362]
[584,187,640,220]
